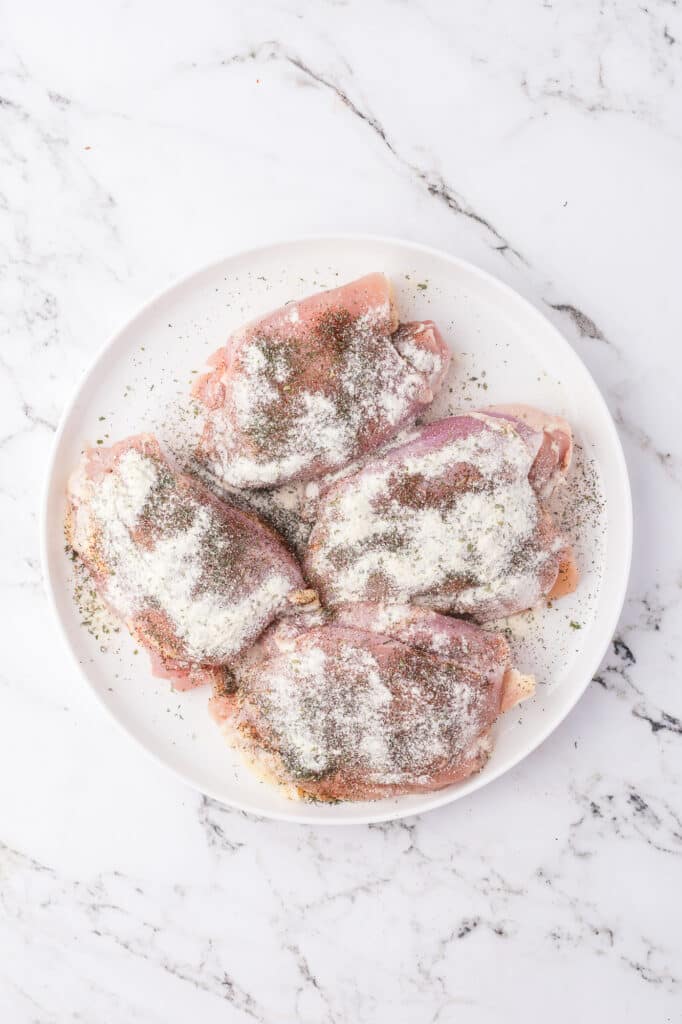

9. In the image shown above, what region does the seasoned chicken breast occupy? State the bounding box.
[304,408,577,621]
[210,606,533,801]
[66,434,314,687]
[194,273,450,488]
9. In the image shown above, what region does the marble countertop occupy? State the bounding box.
[2,1,681,1020]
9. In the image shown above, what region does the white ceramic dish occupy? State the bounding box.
[41,236,632,825]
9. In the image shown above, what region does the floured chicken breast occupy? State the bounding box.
[304,407,577,621]
[194,273,450,488]
[209,606,533,802]
[66,434,315,689]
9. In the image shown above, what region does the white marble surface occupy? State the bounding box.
[1,0,681,1020]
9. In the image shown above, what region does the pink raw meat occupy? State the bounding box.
[304,408,577,621]
[331,603,508,685]
[194,273,451,488]
[484,404,573,498]
[209,607,533,802]
[66,434,315,688]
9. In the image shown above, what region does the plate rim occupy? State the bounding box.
[40,233,633,826]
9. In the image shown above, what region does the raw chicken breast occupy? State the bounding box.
[194,273,451,488]
[66,434,314,687]
[304,408,577,621]
[209,608,533,802]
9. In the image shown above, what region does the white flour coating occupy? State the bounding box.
[82,449,293,661]
[263,644,331,775]
[296,391,354,465]
[297,422,423,516]
[399,414,536,479]
[199,471,313,556]
[258,643,392,777]
[341,483,535,586]
[393,332,443,376]
[310,419,552,610]
[360,604,414,632]
[378,611,454,656]
[247,638,487,785]
[331,607,497,670]
[206,308,432,487]
[71,448,155,534]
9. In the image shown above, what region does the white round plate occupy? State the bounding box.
[41,236,632,825]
